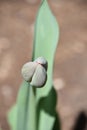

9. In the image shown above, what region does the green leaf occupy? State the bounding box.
[33,0,59,129]
[8,83,36,130]
[7,0,60,130]
[16,81,36,130]
[7,81,30,130]
[33,0,59,102]
[17,81,29,130]
[26,87,36,130]
[53,113,61,130]
[37,87,59,130]
[7,105,17,130]
[38,110,55,130]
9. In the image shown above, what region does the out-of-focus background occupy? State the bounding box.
[0,0,87,130]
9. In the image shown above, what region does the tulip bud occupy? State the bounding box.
[21,57,48,88]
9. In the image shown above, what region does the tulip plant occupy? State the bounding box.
[7,0,60,130]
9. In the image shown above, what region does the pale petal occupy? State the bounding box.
[30,64,47,88]
[21,62,37,82]
[35,57,48,70]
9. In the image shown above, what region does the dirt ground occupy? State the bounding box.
[0,0,87,130]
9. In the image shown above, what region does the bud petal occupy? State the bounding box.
[30,64,47,88]
[35,57,48,70]
[21,62,37,82]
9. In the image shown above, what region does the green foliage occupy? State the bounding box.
[7,105,17,130]
[7,0,60,130]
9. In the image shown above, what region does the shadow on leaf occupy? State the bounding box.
[37,86,61,130]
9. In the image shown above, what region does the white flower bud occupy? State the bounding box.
[21,57,48,88]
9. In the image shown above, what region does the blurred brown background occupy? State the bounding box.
[0,0,87,130]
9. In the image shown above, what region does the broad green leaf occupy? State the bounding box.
[17,81,36,130]
[7,105,17,130]
[38,110,55,130]
[36,86,59,130]
[26,87,36,130]
[8,82,36,130]
[7,0,60,130]
[17,81,29,130]
[33,0,59,129]
[33,0,59,102]
[53,113,61,130]
[7,81,30,130]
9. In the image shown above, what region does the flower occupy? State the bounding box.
[21,57,48,88]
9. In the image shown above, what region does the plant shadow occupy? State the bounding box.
[37,86,61,130]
